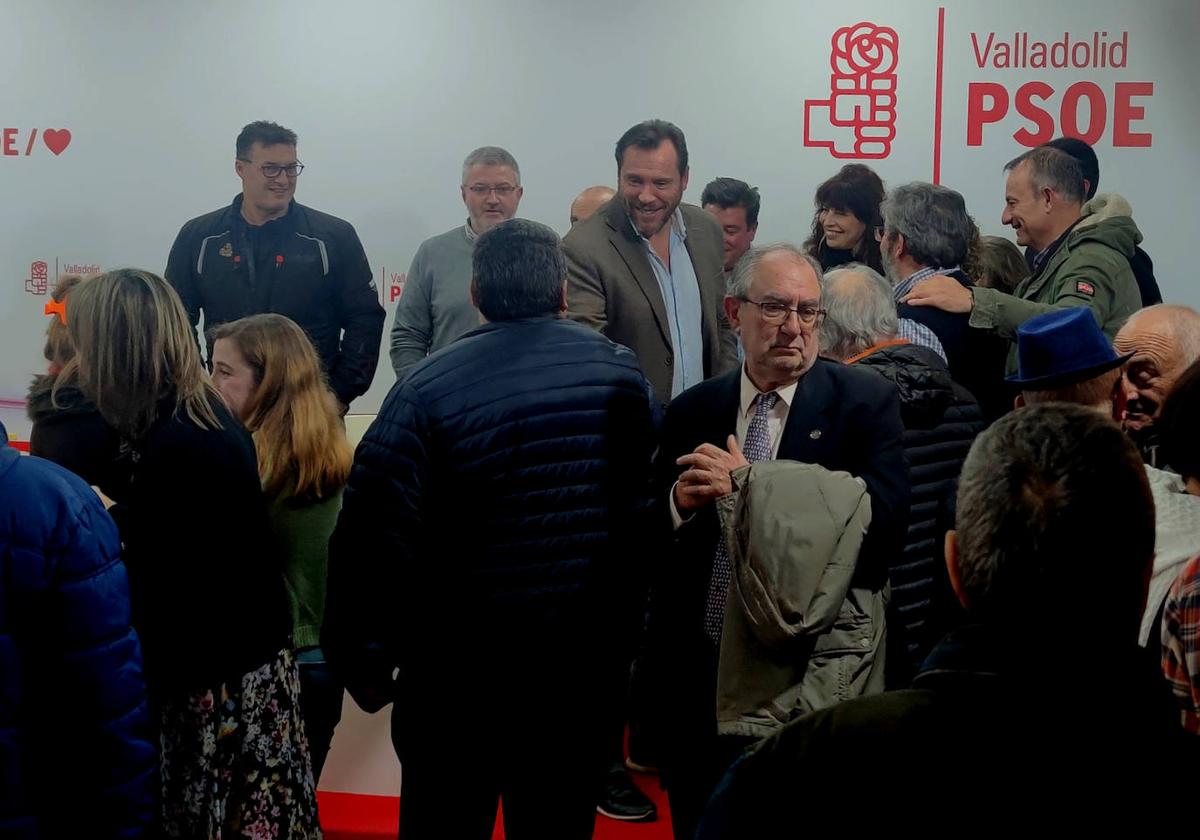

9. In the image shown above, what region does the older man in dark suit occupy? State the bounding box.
[563,119,738,410]
[646,243,910,839]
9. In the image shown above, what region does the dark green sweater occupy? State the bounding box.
[268,488,344,649]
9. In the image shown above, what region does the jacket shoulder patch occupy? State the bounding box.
[1076,281,1095,296]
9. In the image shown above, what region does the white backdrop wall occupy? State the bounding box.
[3,0,1197,440]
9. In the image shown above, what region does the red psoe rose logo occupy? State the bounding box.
[804,22,899,159]
[25,260,49,295]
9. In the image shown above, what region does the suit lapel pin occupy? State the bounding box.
[809,429,822,440]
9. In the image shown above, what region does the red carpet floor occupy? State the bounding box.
[317,771,673,840]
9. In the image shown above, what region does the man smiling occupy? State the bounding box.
[564,119,737,410]
[390,146,525,378]
[166,120,384,411]
[701,177,760,279]
[902,145,1141,376]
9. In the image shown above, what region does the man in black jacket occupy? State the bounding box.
[822,264,984,682]
[165,120,384,410]
[646,244,909,840]
[697,404,1193,836]
[883,181,1011,422]
[324,219,659,840]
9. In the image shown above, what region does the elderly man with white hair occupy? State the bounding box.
[822,264,985,680]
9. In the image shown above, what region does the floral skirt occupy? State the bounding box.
[159,647,322,839]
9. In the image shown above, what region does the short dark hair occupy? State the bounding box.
[236,121,298,159]
[1045,136,1100,200]
[955,403,1154,636]
[615,120,688,176]
[1004,146,1086,205]
[1159,357,1200,482]
[701,178,761,228]
[471,220,565,321]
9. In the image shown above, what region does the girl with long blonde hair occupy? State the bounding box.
[209,313,352,781]
[35,268,319,839]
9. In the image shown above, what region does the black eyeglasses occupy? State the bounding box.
[465,184,518,196]
[239,159,305,178]
[739,298,826,327]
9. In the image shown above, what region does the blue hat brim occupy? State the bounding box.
[1005,350,1134,390]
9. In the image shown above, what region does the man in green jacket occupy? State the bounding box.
[902,145,1141,375]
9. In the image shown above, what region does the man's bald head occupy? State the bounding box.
[1115,304,1200,433]
[569,185,616,227]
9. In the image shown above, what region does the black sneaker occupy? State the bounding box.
[597,766,657,822]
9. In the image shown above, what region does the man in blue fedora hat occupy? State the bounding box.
[1011,306,1200,688]
[1007,307,1132,414]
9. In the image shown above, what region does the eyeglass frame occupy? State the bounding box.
[464,183,519,197]
[738,297,826,327]
[237,158,305,178]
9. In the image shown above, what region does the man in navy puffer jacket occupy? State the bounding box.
[0,424,157,838]
[325,219,659,840]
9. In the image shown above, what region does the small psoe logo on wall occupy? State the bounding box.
[23,259,101,295]
[25,261,49,295]
[804,22,899,159]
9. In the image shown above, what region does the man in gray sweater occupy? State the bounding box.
[389,146,524,377]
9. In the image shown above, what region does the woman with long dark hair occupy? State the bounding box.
[803,164,886,273]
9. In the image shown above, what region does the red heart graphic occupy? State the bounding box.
[43,129,71,155]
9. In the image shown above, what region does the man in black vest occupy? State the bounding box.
[883,182,1010,421]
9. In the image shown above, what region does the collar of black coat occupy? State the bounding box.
[851,343,957,430]
[229,193,298,234]
[915,621,1152,699]
[454,314,565,340]
[26,374,94,421]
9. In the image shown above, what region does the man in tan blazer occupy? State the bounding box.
[564,120,738,409]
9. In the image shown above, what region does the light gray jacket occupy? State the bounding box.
[715,460,887,738]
